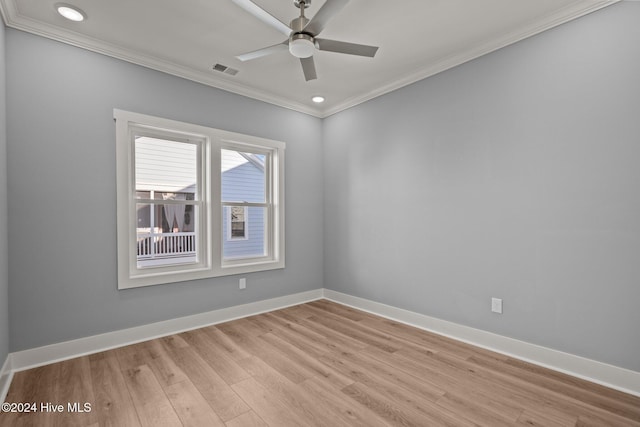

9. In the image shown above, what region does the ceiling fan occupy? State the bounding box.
[232,0,379,81]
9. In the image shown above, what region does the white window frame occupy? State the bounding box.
[115,109,285,289]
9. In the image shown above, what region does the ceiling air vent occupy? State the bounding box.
[212,63,238,76]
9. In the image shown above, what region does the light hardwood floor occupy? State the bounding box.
[1,299,639,426]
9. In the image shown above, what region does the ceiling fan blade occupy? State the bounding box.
[300,56,317,81]
[304,0,349,36]
[231,0,291,36]
[315,38,378,57]
[236,41,288,61]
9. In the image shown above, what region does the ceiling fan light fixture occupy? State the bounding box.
[289,34,315,58]
[235,0,379,81]
[55,3,86,22]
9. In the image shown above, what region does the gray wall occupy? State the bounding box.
[0,20,9,366]
[6,30,324,351]
[4,1,639,375]
[323,2,640,372]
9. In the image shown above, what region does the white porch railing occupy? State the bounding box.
[137,231,196,260]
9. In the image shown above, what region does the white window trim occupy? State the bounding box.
[115,109,285,289]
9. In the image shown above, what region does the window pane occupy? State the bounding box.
[223,206,266,260]
[221,149,266,203]
[134,135,199,269]
[231,221,245,238]
[136,203,197,268]
[135,136,198,197]
[229,206,247,239]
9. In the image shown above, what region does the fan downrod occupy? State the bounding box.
[290,0,310,33]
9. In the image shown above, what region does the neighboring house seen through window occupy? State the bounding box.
[115,109,285,289]
[227,206,248,240]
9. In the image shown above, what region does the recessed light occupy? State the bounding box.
[55,3,86,22]
[312,96,325,103]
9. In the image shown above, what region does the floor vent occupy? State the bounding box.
[212,63,238,76]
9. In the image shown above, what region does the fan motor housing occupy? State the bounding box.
[290,16,309,33]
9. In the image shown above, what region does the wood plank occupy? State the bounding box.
[391,346,639,427]
[164,379,226,427]
[215,321,259,349]
[121,364,182,427]
[436,350,640,425]
[365,341,584,423]
[299,376,391,427]
[258,332,353,388]
[25,363,62,427]
[306,314,399,353]
[576,412,640,427]
[243,315,279,335]
[506,356,640,408]
[257,313,343,359]
[179,328,251,385]
[0,364,61,427]
[320,350,474,426]
[307,299,368,321]
[231,377,309,427]
[140,339,189,388]
[278,304,316,319]
[88,351,142,427]
[237,355,354,427]
[3,300,639,427]
[114,342,151,371]
[342,381,473,427]
[269,311,369,354]
[218,320,317,384]
[200,325,253,363]
[229,318,265,337]
[160,333,190,350]
[300,305,415,354]
[516,409,577,427]
[224,410,269,427]
[158,335,249,422]
[356,311,504,360]
[339,350,446,403]
[435,392,518,427]
[51,357,98,427]
[472,355,640,421]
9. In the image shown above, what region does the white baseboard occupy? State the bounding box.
[0,354,12,403]
[323,289,640,397]
[5,287,639,399]
[10,288,323,373]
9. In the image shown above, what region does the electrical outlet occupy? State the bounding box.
[239,278,246,290]
[491,297,503,314]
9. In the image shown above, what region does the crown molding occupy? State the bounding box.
[0,0,323,117]
[319,0,620,117]
[0,0,621,119]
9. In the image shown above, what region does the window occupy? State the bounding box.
[135,136,200,269]
[227,206,248,240]
[115,110,285,289]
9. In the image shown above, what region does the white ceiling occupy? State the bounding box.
[0,0,618,117]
